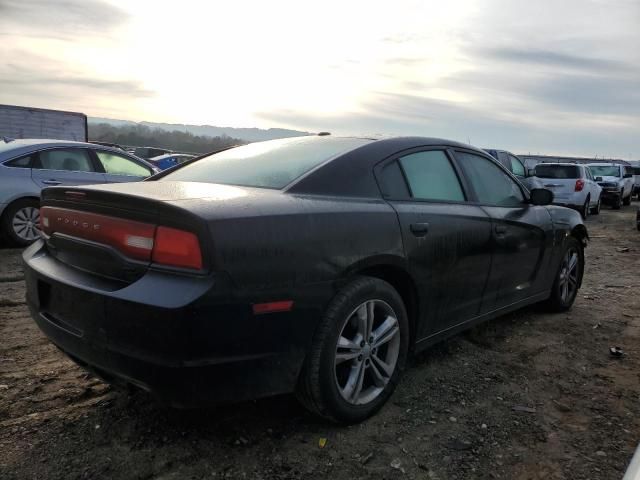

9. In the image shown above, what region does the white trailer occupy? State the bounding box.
[0,104,87,142]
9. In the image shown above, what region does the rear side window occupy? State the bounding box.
[456,152,524,207]
[38,149,94,172]
[398,150,465,202]
[5,155,33,168]
[162,136,372,189]
[535,165,580,179]
[378,161,410,198]
[95,151,152,177]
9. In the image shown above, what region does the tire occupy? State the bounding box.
[1,198,41,247]
[580,197,590,219]
[296,276,409,424]
[613,195,622,210]
[542,237,584,312]
[590,196,601,215]
[623,193,631,206]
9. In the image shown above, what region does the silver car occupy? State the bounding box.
[0,138,159,245]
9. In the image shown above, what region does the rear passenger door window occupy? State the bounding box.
[37,149,94,172]
[397,150,465,202]
[455,152,524,206]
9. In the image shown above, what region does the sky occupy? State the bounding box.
[0,0,638,157]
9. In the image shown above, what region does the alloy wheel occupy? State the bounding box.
[558,247,579,304]
[12,207,40,242]
[334,299,401,405]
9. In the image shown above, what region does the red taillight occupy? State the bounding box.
[40,207,203,270]
[40,207,155,261]
[575,179,585,192]
[152,226,203,270]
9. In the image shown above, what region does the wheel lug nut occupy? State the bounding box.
[358,354,363,361]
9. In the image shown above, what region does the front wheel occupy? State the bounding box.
[296,276,409,423]
[613,195,622,210]
[623,192,631,206]
[543,237,584,312]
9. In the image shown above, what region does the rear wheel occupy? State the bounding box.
[590,196,601,215]
[580,197,590,219]
[1,199,41,247]
[296,276,409,423]
[543,237,584,312]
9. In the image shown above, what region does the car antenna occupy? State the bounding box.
[317,132,331,136]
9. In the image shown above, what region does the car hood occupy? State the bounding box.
[598,176,622,183]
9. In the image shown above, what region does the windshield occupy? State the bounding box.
[161,136,372,189]
[534,165,580,179]
[589,165,620,177]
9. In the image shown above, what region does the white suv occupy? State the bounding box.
[534,163,602,218]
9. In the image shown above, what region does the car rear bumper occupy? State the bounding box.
[23,240,322,406]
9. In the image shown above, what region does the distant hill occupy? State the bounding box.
[89,117,311,142]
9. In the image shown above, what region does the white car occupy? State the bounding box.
[534,163,602,218]
[588,163,635,209]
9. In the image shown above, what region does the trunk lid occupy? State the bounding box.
[39,181,249,283]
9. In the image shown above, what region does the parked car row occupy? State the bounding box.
[0,138,159,245]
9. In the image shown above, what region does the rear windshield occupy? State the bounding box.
[588,165,621,177]
[160,136,372,189]
[534,164,580,179]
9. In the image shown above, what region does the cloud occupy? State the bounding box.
[0,0,127,37]
[478,47,636,74]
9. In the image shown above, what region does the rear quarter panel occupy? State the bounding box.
[0,165,40,207]
[175,194,405,298]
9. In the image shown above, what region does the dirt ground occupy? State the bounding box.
[1,205,639,480]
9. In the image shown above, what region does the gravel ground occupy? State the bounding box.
[1,205,639,480]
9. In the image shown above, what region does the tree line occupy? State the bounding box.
[89,123,245,154]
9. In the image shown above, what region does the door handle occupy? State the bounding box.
[42,179,61,185]
[410,222,429,236]
[494,225,507,235]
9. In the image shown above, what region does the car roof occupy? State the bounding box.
[150,153,194,161]
[0,138,150,165]
[536,163,583,167]
[287,135,495,197]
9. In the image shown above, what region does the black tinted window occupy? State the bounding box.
[5,155,33,168]
[162,136,371,189]
[456,152,524,206]
[398,150,465,202]
[535,165,580,179]
[378,161,409,198]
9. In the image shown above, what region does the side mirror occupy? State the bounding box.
[595,176,603,182]
[530,188,554,206]
[527,168,536,177]
[624,173,632,178]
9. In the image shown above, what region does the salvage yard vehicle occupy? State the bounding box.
[0,138,160,246]
[534,163,602,218]
[588,163,634,209]
[23,135,588,423]
[483,148,542,191]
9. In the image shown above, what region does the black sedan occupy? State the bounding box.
[23,135,588,423]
